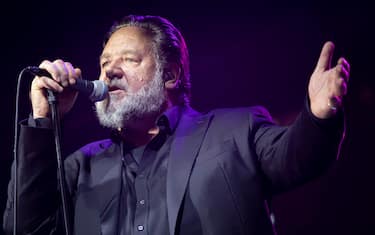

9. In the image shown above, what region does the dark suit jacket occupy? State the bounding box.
[3,105,344,235]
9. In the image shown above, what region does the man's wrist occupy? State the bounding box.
[305,97,344,131]
[28,114,52,129]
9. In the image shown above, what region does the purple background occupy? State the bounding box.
[1,1,374,234]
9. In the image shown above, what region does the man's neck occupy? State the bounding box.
[118,115,160,147]
[118,101,173,147]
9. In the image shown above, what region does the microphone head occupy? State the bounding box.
[90,80,108,102]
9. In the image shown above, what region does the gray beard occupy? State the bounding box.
[95,71,166,129]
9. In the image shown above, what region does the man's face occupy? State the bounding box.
[95,26,166,129]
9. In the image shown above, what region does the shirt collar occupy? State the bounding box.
[156,105,184,135]
[110,105,185,142]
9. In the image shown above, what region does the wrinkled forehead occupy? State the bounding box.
[101,26,155,58]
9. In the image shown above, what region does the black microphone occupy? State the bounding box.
[25,66,108,102]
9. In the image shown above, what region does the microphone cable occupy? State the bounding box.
[12,67,29,235]
[12,67,72,235]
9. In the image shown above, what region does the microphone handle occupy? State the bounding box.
[25,66,94,94]
[25,67,92,91]
[25,66,107,102]
[26,66,52,77]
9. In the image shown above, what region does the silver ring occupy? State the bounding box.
[328,101,337,111]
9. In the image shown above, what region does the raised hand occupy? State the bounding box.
[308,41,350,119]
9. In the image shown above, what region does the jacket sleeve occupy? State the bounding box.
[251,99,345,194]
[3,121,76,235]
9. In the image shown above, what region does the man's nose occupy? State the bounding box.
[106,68,123,80]
[105,62,124,80]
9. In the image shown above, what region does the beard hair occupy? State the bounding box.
[95,69,166,129]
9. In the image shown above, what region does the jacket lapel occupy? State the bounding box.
[167,108,213,235]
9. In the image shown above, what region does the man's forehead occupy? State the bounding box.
[101,27,153,58]
[108,27,151,45]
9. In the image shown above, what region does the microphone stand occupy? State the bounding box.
[47,90,72,235]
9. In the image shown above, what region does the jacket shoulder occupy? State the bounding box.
[209,106,274,124]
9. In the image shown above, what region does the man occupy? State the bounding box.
[3,15,349,235]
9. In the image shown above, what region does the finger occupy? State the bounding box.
[54,59,69,87]
[315,41,335,72]
[330,76,347,99]
[39,60,61,83]
[336,64,349,83]
[73,68,82,83]
[33,76,63,93]
[336,78,348,96]
[340,80,348,96]
[64,62,77,85]
[338,57,350,73]
[328,96,342,111]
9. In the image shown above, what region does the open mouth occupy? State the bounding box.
[108,83,128,92]
[108,85,128,98]
[107,80,128,93]
[108,86,122,92]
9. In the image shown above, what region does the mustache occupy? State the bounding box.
[107,78,128,91]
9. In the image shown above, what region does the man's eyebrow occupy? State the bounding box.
[99,53,110,61]
[100,49,140,61]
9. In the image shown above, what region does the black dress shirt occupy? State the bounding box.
[113,107,182,235]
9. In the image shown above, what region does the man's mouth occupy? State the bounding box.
[107,80,128,93]
[107,85,129,98]
[108,86,122,92]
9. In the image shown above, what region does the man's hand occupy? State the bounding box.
[308,41,350,119]
[30,59,81,118]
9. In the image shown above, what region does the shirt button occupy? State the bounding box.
[139,200,145,205]
[137,225,144,231]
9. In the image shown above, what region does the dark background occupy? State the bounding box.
[1,0,374,234]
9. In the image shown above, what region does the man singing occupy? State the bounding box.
[4,15,350,235]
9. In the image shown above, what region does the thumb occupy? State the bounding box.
[314,41,335,72]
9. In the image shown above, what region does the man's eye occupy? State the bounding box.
[101,61,109,67]
[125,58,139,63]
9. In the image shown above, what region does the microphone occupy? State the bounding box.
[25,66,108,102]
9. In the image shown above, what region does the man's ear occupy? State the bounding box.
[164,63,181,90]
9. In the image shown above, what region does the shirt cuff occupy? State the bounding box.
[304,97,344,131]
[27,114,52,129]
